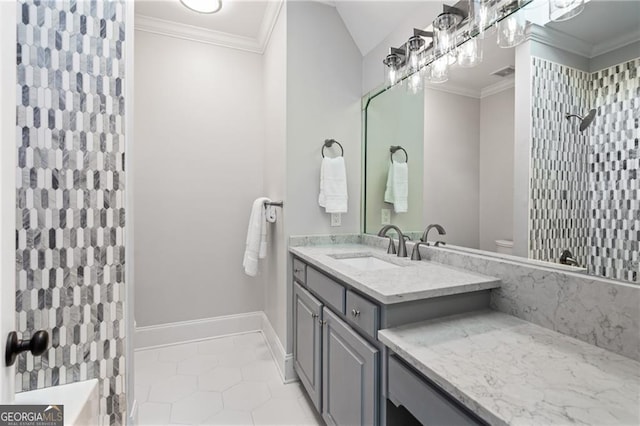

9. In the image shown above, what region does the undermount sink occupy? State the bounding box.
[333,255,400,271]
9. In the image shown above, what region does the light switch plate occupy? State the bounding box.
[381,209,391,225]
[331,213,341,227]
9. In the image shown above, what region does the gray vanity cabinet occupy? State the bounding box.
[322,307,379,426]
[293,282,323,411]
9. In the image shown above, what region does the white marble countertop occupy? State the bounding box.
[289,244,500,304]
[378,310,640,426]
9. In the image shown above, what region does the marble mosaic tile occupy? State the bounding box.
[529,57,591,268]
[589,58,639,283]
[530,56,639,284]
[15,0,127,424]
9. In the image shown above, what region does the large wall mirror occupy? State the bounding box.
[362,0,639,285]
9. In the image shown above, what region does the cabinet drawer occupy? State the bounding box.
[346,290,379,339]
[388,356,484,426]
[293,258,307,285]
[307,267,345,314]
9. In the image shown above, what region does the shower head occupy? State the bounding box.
[565,109,596,132]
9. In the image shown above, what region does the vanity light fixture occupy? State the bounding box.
[474,0,497,38]
[549,0,584,22]
[433,10,463,58]
[497,3,526,48]
[429,55,449,84]
[457,33,482,67]
[180,0,222,14]
[381,0,587,92]
[406,35,426,74]
[383,50,404,87]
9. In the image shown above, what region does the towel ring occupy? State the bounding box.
[322,139,344,158]
[390,146,408,163]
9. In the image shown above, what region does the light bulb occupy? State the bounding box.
[475,0,496,38]
[429,56,449,84]
[497,13,525,48]
[407,71,423,95]
[458,37,482,67]
[389,67,398,86]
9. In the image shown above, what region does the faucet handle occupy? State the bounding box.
[386,238,397,254]
[410,241,429,261]
[402,235,411,241]
[435,241,446,247]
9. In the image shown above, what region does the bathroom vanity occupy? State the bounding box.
[290,236,640,426]
[290,240,501,426]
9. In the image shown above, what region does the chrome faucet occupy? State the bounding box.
[421,224,446,245]
[377,225,408,257]
[559,249,580,267]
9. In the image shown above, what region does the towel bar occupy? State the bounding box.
[264,201,284,207]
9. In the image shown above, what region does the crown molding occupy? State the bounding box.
[480,77,515,99]
[425,82,481,99]
[527,23,640,60]
[527,24,592,58]
[591,28,640,58]
[256,0,284,53]
[134,0,283,54]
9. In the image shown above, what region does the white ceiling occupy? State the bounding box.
[441,31,516,95]
[334,1,430,56]
[135,0,270,39]
[545,0,640,52]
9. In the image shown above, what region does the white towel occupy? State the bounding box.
[243,197,271,277]
[318,156,348,213]
[384,162,408,213]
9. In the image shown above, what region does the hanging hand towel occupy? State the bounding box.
[384,162,408,213]
[318,156,348,213]
[243,197,271,277]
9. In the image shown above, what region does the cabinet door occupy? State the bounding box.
[293,282,323,411]
[322,307,379,426]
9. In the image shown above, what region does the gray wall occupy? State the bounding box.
[133,31,266,327]
[423,89,480,249]
[262,4,288,349]
[281,1,362,352]
[479,88,515,251]
[286,1,362,236]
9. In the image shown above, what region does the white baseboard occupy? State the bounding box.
[135,311,263,349]
[134,311,297,383]
[261,313,297,383]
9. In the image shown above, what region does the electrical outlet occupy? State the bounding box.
[381,209,391,225]
[331,213,341,227]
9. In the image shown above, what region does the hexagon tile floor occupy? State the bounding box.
[135,332,323,425]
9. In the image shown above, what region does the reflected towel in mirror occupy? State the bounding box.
[384,162,408,213]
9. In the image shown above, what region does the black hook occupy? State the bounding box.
[322,139,344,158]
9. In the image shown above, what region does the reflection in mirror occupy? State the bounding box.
[362,0,639,284]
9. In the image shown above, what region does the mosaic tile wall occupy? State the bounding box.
[15,0,127,424]
[529,57,591,267]
[530,56,640,284]
[589,58,639,283]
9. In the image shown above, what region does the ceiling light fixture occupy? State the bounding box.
[180,0,222,14]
